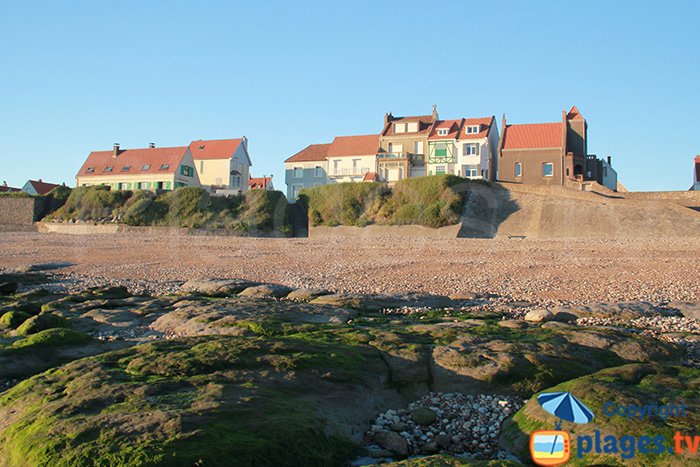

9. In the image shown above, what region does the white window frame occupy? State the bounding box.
[437,128,448,136]
[515,162,522,177]
[395,123,406,133]
[464,165,479,177]
[435,165,447,174]
[293,167,303,178]
[406,122,418,132]
[466,125,480,134]
[464,143,478,156]
[543,162,554,177]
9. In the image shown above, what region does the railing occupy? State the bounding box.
[377,152,425,163]
[329,167,371,177]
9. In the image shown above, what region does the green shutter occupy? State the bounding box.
[165,181,172,190]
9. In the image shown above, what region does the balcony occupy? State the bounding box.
[377,152,425,164]
[329,167,371,177]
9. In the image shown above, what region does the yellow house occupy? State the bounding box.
[75,143,200,190]
[189,138,252,193]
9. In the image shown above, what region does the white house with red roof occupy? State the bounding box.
[21,179,62,195]
[188,138,252,193]
[326,134,380,183]
[426,116,499,181]
[76,143,200,190]
[248,176,274,190]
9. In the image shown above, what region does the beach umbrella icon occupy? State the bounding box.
[537,392,594,456]
[537,391,594,428]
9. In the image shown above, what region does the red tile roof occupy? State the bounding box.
[248,176,272,189]
[77,146,189,177]
[189,139,243,160]
[0,184,20,192]
[327,134,380,157]
[26,179,61,195]
[566,106,584,120]
[461,116,495,140]
[285,143,331,163]
[502,122,564,150]
[428,119,462,140]
[363,172,378,182]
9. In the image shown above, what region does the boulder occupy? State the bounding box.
[374,430,408,457]
[179,278,257,297]
[497,320,529,329]
[410,407,437,425]
[523,309,554,323]
[238,284,293,298]
[16,313,69,336]
[551,311,579,322]
[286,289,330,302]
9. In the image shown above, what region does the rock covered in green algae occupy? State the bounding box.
[500,363,700,466]
[0,335,393,466]
[16,313,69,336]
[0,311,31,329]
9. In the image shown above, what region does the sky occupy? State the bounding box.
[1,1,698,192]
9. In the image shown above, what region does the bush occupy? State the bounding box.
[50,185,132,221]
[0,311,31,329]
[16,313,69,336]
[12,328,91,349]
[302,175,473,228]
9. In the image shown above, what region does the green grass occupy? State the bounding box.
[47,185,291,232]
[301,175,475,228]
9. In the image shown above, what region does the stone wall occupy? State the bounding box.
[0,197,43,231]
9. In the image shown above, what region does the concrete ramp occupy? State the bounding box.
[460,184,700,239]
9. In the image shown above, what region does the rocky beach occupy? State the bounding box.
[0,233,699,466]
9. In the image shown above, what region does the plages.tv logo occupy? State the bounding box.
[529,391,594,467]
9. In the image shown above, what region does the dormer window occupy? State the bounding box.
[437,128,449,136]
[121,166,131,172]
[406,122,418,132]
[466,125,480,134]
[141,164,151,171]
[159,164,170,170]
[86,167,95,173]
[104,166,113,172]
[395,123,406,133]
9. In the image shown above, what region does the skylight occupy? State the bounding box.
[121,166,131,172]
[159,164,170,170]
[141,164,151,171]
[104,166,113,172]
[86,167,95,173]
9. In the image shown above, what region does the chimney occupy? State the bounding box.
[149,143,155,148]
[113,143,120,158]
[38,179,42,183]
[607,156,612,166]
[432,104,438,121]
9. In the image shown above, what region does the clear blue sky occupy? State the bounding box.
[1,1,698,191]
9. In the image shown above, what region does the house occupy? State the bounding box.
[189,138,252,193]
[498,106,617,189]
[248,176,274,190]
[21,179,61,196]
[284,143,331,199]
[0,182,20,193]
[378,107,438,183]
[585,155,618,191]
[76,143,200,190]
[691,156,700,191]
[426,116,499,181]
[326,134,380,183]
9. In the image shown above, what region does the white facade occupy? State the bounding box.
[193,140,252,192]
[327,155,376,183]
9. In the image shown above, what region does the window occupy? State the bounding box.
[434,142,448,158]
[466,125,480,134]
[464,165,479,177]
[406,122,418,132]
[437,128,449,136]
[180,165,194,177]
[293,167,303,178]
[104,166,113,172]
[141,164,151,171]
[515,162,522,177]
[543,163,554,177]
[395,123,406,133]
[121,166,131,172]
[86,167,95,173]
[435,165,446,175]
[139,182,149,189]
[159,164,170,170]
[315,166,323,177]
[413,141,423,154]
[464,143,478,156]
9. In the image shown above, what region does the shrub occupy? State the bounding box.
[12,328,91,349]
[16,313,69,336]
[50,185,132,221]
[0,311,31,329]
[303,175,473,228]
